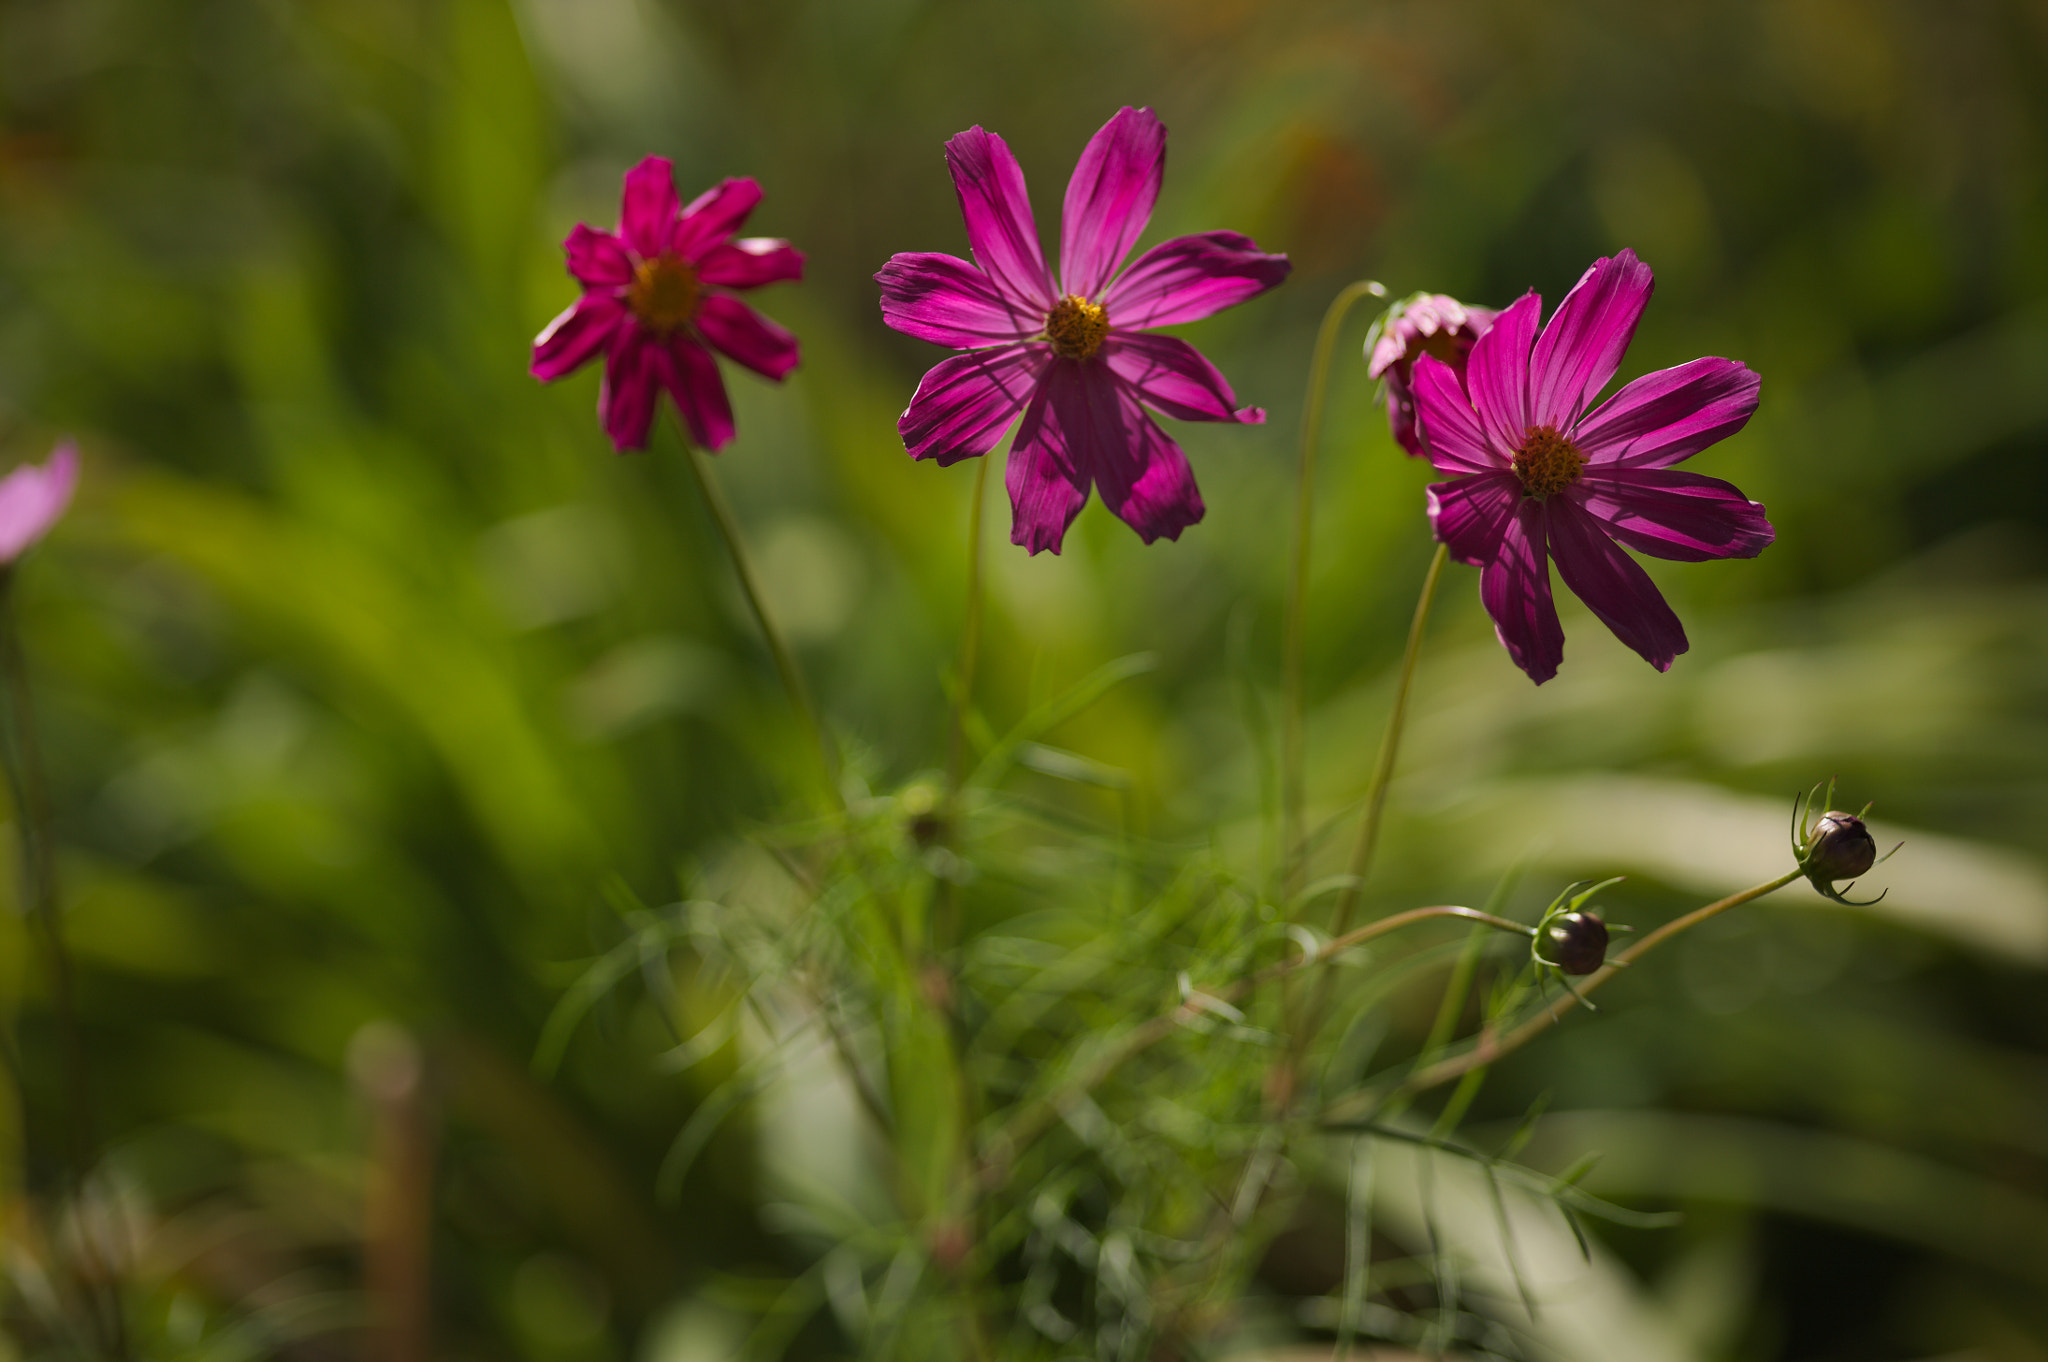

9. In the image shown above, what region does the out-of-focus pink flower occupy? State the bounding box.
[1413,249,1773,684]
[877,107,1290,554]
[532,156,803,452]
[0,442,78,564]
[1366,293,1497,457]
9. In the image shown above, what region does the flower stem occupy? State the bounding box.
[947,456,991,799]
[0,570,126,1358]
[1282,278,1386,895]
[979,903,1527,1186]
[1391,869,1804,1100]
[679,436,842,811]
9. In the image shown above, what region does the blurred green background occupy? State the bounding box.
[2,0,2046,1356]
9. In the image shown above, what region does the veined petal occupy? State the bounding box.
[0,442,79,562]
[694,295,799,381]
[1426,472,1521,566]
[1531,249,1654,430]
[1102,231,1291,328]
[1061,106,1165,300]
[661,334,737,451]
[1479,500,1565,684]
[1006,366,1090,554]
[601,330,663,451]
[1102,332,1261,424]
[1466,291,1540,455]
[1546,497,1688,671]
[532,295,628,382]
[619,156,680,259]
[564,224,633,287]
[877,252,1043,347]
[1411,353,1507,476]
[900,343,1045,465]
[670,177,763,260]
[1097,393,1204,544]
[1573,468,1774,561]
[945,127,1055,310]
[697,238,804,289]
[1573,356,1760,470]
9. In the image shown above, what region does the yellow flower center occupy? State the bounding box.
[1512,424,1587,499]
[626,254,701,333]
[1045,294,1110,361]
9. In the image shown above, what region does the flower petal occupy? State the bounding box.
[1479,500,1565,684]
[945,126,1055,310]
[1102,332,1262,424]
[697,238,804,290]
[532,295,629,382]
[1530,249,1654,430]
[1085,375,1205,543]
[900,343,1045,466]
[1572,356,1760,470]
[1102,231,1291,328]
[619,156,680,259]
[1572,468,1774,561]
[661,334,737,451]
[877,252,1043,347]
[1426,472,1522,567]
[600,330,663,451]
[669,177,762,260]
[0,442,79,562]
[1465,291,1540,455]
[1060,106,1165,300]
[1411,353,1508,476]
[1545,497,1688,671]
[1006,367,1090,554]
[694,294,799,381]
[564,224,633,287]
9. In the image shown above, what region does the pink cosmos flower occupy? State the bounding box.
[1413,249,1772,684]
[531,156,803,452]
[878,107,1290,554]
[1366,293,1497,457]
[0,442,78,564]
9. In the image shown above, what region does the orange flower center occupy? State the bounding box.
[626,254,701,333]
[1045,294,1110,361]
[1513,424,1587,499]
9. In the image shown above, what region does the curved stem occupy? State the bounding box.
[1391,869,1803,1100]
[1282,278,1386,895]
[947,456,991,799]
[980,903,1526,1185]
[1322,541,1449,945]
[680,436,843,811]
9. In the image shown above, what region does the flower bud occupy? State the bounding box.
[1804,810,1876,881]
[1544,911,1609,976]
[1366,294,1497,457]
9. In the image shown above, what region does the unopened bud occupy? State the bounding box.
[1804,811,1876,881]
[1544,911,1609,976]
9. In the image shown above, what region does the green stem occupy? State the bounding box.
[947,456,990,799]
[1390,869,1804,1101]
[1282,279,1386,895]
[680,436,842,811]
[980,903,1528,1184]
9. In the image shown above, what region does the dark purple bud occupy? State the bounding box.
[1545,911,1609,976]
[1805,811,1877,881]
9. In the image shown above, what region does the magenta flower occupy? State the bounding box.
[0,442,78,565]
[1366,293,1497,457]
[531,156,803,452]
[1413,250,1773,684]
[878,107,1289,554]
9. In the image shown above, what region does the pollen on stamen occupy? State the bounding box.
[1512,424,1588,500]
[1045,295,1110,361]
[627,254,702,333]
